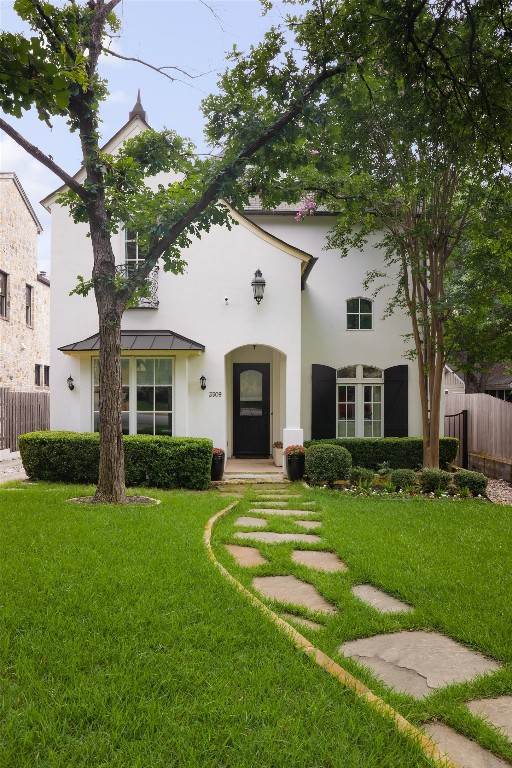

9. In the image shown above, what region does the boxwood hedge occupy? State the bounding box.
[303,437,458,470]
[18,431,213,490]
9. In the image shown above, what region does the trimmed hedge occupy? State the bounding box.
[349,466,375,485]
[18,431,213,490]
[390,468,418,490]
[420,468,452,492]
[303,437,458,470]
[305,443,352,485]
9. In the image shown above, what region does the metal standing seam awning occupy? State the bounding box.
[58,330,205,353]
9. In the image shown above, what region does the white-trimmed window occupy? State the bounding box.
[337,364,383,437]
[347,297,372,330]
[93,357,173,435]
[125,228,146,276]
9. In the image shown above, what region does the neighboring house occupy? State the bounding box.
[484,363,512,402]
[42,98,423,456]
[444,366,466,395]
[0,172,50,391]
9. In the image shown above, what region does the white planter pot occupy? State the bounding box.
[273,448,283,467]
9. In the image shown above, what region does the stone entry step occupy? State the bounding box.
[234,516,268,528]
[291,550,347,572]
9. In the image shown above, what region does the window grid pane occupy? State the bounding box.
[0,272,7,318]
[346,298,372,330]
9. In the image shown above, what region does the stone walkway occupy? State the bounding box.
[222,487,512,768]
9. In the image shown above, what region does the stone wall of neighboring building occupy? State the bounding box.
[0,173,50,391]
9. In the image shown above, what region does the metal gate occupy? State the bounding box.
[444,409,468,468]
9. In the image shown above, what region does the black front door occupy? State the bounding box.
[233,363,270,457]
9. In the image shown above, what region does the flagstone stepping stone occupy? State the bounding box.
[423,722,509,768]
[225,544,268,567]
[235,531,321,544]
[301,501,317,506]
[295,520,322,530]
[235,516,268,528]
[257,494,301,500]
[252,500,288,506]
[282,613,323,630]
[253,575,336,614]
[249,508,318,516]
[339,631,501,699]
[292,550,348,572]
[351,584,413,614]
[466,697,512,742]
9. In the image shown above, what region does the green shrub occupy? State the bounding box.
[18,432,213,490]
[420,468,452,493]
[305,444,352,485]
[349,466,375,486]
[303,438,458,470]
[390,468,418,490]
[453,470,488,497]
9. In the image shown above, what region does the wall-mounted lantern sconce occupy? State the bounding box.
[200,375,207,391]
[67,375,75,391]
[251,269,266,305]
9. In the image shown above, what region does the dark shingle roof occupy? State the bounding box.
[59,329,205,353]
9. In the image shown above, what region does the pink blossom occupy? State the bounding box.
[308,149,320,155]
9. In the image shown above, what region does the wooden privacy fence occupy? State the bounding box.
[445,393,512,462]
[0,388,50,452]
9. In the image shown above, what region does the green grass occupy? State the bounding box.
[1,482,435,768]
[214,487,512,764]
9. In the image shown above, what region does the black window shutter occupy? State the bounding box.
[311,364,336,439]
[384,365,408,437]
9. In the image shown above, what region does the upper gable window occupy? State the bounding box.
[347,297,372,330]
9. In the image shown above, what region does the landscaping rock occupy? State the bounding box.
[248,508,317,516]
[295,520,322,530]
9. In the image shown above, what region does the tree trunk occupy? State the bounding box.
[94,292,126,503]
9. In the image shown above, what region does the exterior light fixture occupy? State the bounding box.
[67,375,75,391]
[200,375,207,390]
[251,269,266,305]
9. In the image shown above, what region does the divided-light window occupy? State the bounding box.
[0,271,7,318]
[93,357,173,435]
[347,298,372,330]
[337,364,383,438]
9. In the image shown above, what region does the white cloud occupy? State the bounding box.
[105,89,128,105]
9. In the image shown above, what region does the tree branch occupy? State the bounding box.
[0,117,87,200]
[100,48,207,82]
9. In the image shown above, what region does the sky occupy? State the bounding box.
[0,0,289,274]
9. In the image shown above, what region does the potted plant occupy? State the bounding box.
[211,448,225,481]
[272,440,283,467]
[284,444,306,481]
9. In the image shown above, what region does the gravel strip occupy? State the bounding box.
[486,478,512,506]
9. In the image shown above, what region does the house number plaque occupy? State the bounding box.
[209,391,222,397]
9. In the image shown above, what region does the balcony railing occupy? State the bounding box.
[116,264,159,309]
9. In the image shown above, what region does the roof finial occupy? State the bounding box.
[129,90,147,122]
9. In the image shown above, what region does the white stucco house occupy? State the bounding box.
[42,98,422,457]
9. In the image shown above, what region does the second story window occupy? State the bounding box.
[347,297,373,330]
[26,284,33,326]
[125,228,146,276]
[44,365,50,387]
[0,271,7,318]
[35,364,41,386]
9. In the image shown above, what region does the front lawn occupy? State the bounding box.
[214,489,512,764]
[1,482,435,768]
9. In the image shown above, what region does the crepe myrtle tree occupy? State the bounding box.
[0,0,355,502]
[222,0,512,468]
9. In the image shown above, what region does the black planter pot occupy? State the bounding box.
[286,454,305,481]
[211,455,225,481]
